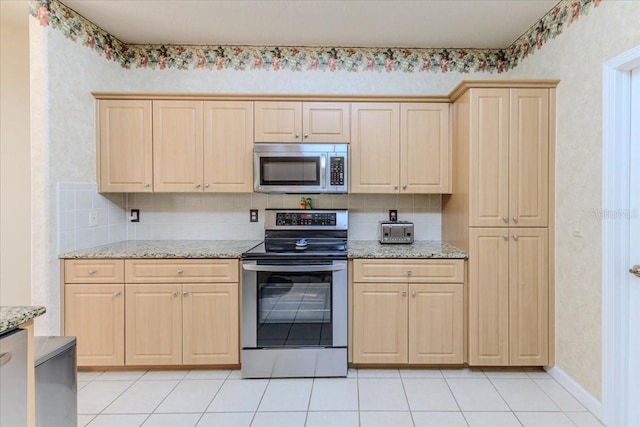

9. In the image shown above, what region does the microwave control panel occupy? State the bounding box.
[330,157,345,186]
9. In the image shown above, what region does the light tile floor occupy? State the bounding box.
[77,368,604,427]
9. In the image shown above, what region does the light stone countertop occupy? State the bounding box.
[59,240,262,259]
[0,306,46,334]
[347,240,468,259]
[58,239,467,260]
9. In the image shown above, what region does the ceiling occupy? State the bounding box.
[60,0,559,49]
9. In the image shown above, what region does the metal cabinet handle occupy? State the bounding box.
[502,216,509,223]
[183,291,189,296]
[113,291,121,297]
[0,352,12,367]
[394,184,399,190]
[411,290,417,297]
[144,184,150,188]
[195,184,201,188]
[295,133,300,138]
[172,291,179,297]
[304,133,309,138]
[88,270,96,275]
[204,183,210,188]
[512,234,519,241]
[503,234,509,241]
[513,216,519,223]
[630,265,640,277]
[402,184,407,190]
[407,270,413,276]
[402,290,407,297]
[177,269,184,275]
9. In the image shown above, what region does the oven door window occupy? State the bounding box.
[256,271,332,348]
[260,157,320,186]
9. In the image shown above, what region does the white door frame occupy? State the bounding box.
[602,45,640,427]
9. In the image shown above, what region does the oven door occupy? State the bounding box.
[241,260,347,349]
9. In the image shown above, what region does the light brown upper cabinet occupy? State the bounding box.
[97,99,153,192]
[153,100,254,193]
[254,101,350,143]
[350,103,451,194]
[469,89,549,227]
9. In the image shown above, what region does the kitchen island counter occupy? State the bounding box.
[0,306,46,334]
[59,240,262,259]
[347,240,467,259]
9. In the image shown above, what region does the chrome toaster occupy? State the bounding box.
[378,221,414,244]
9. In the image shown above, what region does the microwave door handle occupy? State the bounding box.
[242,264,346,273]
[320,154,327,189]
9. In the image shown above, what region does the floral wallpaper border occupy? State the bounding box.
[29,0,600,73]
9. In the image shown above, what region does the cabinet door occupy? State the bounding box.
[65,284,124,366]
[509,89,549,227]
[509,228,548,365]
[153,100,204,192]
[98,100,153,192]
[409,283,463,364]
[302,102,350,143]
[469,89,510,227]
[203,101,254,192]
[350,103,400,193]
[182,283,239,365]
[468,228,510,366]
[125,283,182,365]
[352,283,408,363]
[254,101,302,142]
[401,103,451,193]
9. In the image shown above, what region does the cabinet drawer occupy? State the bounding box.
[125,259,239,283]
[64,259,124,283]
[352,259,464,283]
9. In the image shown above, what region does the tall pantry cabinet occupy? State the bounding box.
[443,81,557,366]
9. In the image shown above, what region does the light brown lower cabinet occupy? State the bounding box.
[62,258,239,367]
[351,259,465,365]
[125,282,239,366]
[468,228,549,366]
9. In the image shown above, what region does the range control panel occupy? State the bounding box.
[265,209,348,230]
[276,212,336,226]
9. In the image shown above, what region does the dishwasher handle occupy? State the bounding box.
[242,263,346,273]
[0,352,12,367]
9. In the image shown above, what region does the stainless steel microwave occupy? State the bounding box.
[254,143,348,194]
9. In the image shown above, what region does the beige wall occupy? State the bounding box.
[1,1,31,306]
[506,1,640,399]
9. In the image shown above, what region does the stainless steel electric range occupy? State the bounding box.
[241,209,348,378]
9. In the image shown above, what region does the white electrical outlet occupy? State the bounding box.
[89,210,98,227]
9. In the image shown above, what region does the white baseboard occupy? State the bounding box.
[545,366,603,421]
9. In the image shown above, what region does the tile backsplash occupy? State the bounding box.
[58,183,441,252]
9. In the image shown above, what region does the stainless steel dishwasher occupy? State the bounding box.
[34,336,77,427]
[0,328,28,426]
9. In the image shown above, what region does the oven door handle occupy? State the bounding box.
[242,263,346,273]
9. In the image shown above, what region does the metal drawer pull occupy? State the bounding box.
[295,133,300,138]
[407,270,413,276]
[113,291,121,297]
[0,352,12,367]
[513,216,519,223]
[304,133,309,138]
[242,264,345,273]
[502,216,509,223]
[411,290,417,297]
[503,235,509,241]
[402,290,407,297]
[630,265,640,277]
[183,291,189,296]
[512,234,519,241]
[177,269,184,275]
[172,291,179,297]
[88,270,96,275]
